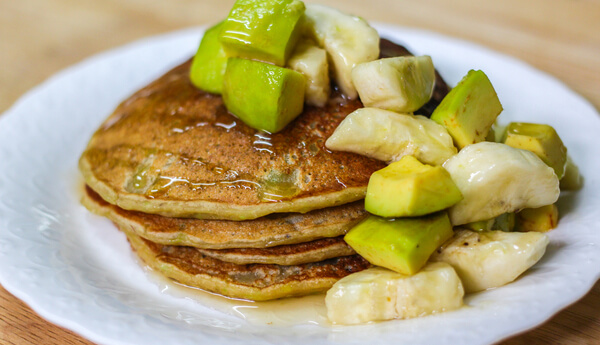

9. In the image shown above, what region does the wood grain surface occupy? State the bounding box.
[1,0,599,344]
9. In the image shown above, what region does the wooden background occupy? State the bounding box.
[1,0,599,344]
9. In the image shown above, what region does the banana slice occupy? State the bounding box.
[443,142,560,225]
[430,229,549,293]
[325,107,457,166]
[304,4,379,99]
[325,263,464,325]
[287,39,330,107]
[351,56,435,113]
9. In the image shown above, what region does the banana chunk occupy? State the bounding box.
[325,108,457,166]
[431,229,549,293]
[326,263,464,324]
[287,39,330,107]
[443,142,560,225]
[352,56,435,113]
[304,4,380,99]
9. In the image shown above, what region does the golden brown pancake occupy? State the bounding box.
[195,236,355,265]
[79,61,384,220]
[79,39,448,221]
[78,38,449,300]
[83,186,366,249]
[124,229,370,301]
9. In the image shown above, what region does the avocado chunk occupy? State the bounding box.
[344,212,453,275]
[220,0,305,66]
[464,212,515,232]
[189,22,228,94]
[222,58,305,133]
[485,125,496,142]
[560,155,583,190]
[463,219,494,232]
[492,212,516,232]
[352,56,435,113]
[515,204,558,232]
[502,122,568,179]
[431,70,503,149]
[365,155,463,218]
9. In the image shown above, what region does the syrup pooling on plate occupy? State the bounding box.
[143,262,330,327]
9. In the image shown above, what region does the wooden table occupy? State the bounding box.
[1,0,599,344]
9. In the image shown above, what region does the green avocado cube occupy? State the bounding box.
[431,70,503,149]
[189,22,228,94]
[485,125,497,142]
[560,155,582,190]
[220,0,305,66]
[464,212,515,232]
[502,122,568,179]
[344,212,454,275]
[222,58,305,133]
[493,212,516,232]
[365,155,463,218]
[515,204,558,233]
[463,219,494,232]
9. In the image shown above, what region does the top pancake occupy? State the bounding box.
[80,66,384,220]
[79,39,447,220]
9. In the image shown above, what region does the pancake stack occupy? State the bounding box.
[79,39,449,301]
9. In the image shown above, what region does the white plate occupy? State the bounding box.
[1,24,599,345]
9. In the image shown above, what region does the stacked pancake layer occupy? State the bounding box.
[83,185,371,300]
[79,39,449,301]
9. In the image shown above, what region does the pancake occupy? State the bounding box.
[124,229,370,301]
[79,63,383,220]
[78,38,450,301]
[196,236,355,265]
[79,39,447,220]
[83,186,367,249]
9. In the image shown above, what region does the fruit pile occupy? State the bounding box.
[189,0,379,132]
[189,0,582,325]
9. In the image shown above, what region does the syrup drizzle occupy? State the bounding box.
[146,267,330,327]
[253,131,274,154]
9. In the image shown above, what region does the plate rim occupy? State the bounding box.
[1,24,599,345]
